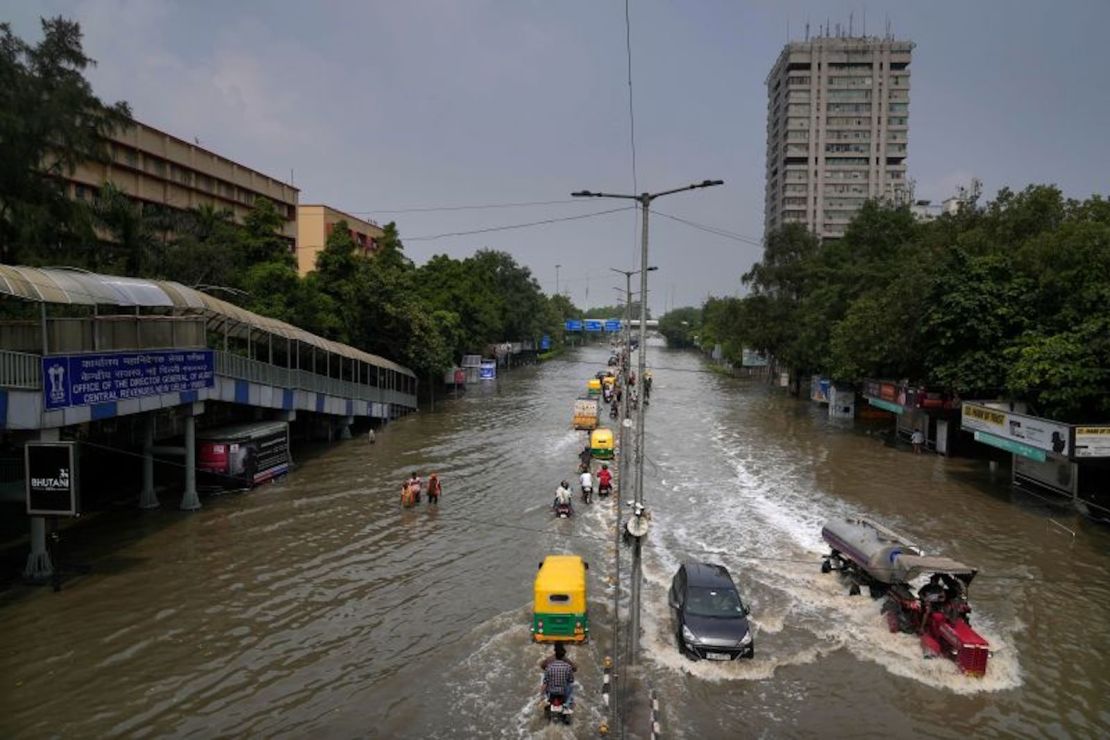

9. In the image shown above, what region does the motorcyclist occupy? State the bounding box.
[597,464,613,496]
[540,643,576,709]
[554,481,573,510]
[579,445,592,470]
[579,469,593,503]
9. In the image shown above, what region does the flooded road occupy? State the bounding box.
[2,343,1109,738]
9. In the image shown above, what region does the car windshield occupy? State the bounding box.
[686,586,744,618]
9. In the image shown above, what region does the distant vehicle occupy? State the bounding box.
[589,428,614,460]
[586,378,602,397]
[668,562,754,660]
[572,397,600,430]
[197,421,290,490]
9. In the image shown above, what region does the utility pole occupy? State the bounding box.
[555,264,561,297]
[575,180,723,667]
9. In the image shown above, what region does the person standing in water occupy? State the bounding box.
[427,473,442,505]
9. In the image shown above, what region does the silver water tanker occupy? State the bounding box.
[821,517,923,584]
[821,516,978,586]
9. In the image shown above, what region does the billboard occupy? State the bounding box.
[961,403,1070,457]
[1073,426,1110,458]
[26,442,79,516]
[42,350,214,410]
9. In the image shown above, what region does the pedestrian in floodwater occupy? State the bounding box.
[911,428,925,454]
[368,428,376,444]
[407,472,422,503]
[427,473,442,505]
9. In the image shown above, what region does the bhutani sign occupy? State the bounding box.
[26,442,79,516]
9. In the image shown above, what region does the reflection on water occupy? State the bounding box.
[1,345,1108,738]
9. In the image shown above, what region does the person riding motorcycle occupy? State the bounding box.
[579,469,593,504]
[554,481,573,510]
[597,464,613,496]
[541,643,576,710]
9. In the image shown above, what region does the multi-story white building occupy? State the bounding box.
[764,35,913,240]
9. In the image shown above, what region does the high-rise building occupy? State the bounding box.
[764,35,913,240]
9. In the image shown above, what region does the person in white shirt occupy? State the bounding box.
[579,470,593,503]
[554,481,573,507]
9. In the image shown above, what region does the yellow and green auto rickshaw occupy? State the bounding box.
[586,378,602,397]
[532,555,589,643]
[590,427,615,459]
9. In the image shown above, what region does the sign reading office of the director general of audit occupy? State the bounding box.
[42,349,215,410]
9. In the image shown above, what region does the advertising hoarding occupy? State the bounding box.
[26,442,79,516]
[962,403,1070,457]
[42,350,214,410]
[1073,426,1110,458]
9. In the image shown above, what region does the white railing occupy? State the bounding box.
[0,350,41,389]
[213,351,416,409]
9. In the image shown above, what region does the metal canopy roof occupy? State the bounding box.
[0,265,414,377]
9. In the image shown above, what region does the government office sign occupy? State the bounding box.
[26,442,79,516]
[42,350,214,410]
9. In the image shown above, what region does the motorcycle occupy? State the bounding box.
[553,501,573,518]
[580,485,593,504]
[609,404,619,419]
[543,692,573,725]
[598,482,612,498]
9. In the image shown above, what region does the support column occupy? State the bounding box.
[338,415,353,440]
[139,414,159,509]
[180,402,204,511]
[24,427,60,582]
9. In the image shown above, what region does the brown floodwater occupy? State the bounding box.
[1,343,1108,739]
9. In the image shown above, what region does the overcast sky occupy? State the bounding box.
[6,0,1109,314]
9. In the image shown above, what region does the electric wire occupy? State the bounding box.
[403,206,635,242]
[342,199,592,215]
[651,209,764,246]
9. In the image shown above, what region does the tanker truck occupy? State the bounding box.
[820,516,990,677]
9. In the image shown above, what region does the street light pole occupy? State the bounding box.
[555,264,561,297]
[576,180,723,667]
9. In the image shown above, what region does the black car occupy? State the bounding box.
[668,562,754,660]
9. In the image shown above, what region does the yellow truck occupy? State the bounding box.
[572,397,600,430]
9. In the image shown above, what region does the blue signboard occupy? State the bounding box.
[540,335,551,350]
[479,360,497,380]
[565,319,583,331]
[584,320,603,333]
[604,319,622,332]
[42,350,215,410]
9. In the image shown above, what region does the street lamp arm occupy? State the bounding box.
[646,179,725,202]
[572,190,641,200]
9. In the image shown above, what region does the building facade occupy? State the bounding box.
[64,119,299,242]
[296,205,384,275]
[764,36,913,240]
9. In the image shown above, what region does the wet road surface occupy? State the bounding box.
[1,343,1108,738]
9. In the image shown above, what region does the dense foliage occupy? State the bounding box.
[698,191,1110,422]
[0,17,131,265]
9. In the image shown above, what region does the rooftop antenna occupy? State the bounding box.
[863,6,867,37]
[805,20,810,41]
[849,12,853,36]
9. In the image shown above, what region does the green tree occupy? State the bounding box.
[658,306,701,348]
[0,17,131,264]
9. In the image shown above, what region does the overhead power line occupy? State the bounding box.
[344,199,593,215]
[651,209,764,247]
[403,206,635,242]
